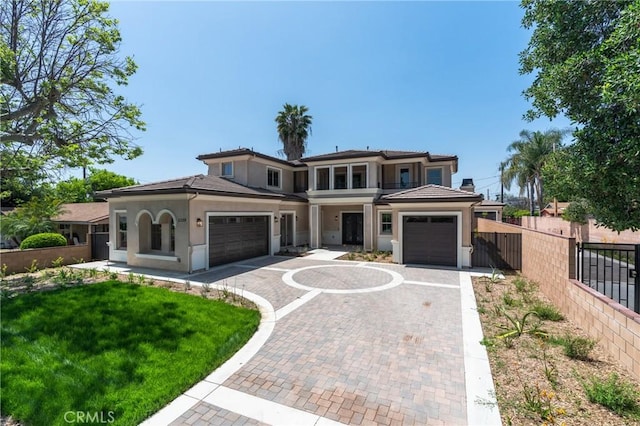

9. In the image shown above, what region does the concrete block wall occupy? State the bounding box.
[521,216,640,244]
[1,244,91,275]
[476,218,640,381]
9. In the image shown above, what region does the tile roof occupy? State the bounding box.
[96,174,301,201]
[196,148,457,165]
[54,203,109,223]
[300,149,457,162]
[196,148,301,167]
[380,185,483,203]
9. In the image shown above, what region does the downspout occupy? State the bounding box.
[187,191,199,273]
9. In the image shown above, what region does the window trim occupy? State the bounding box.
[266,166,282,189]
[426,167,443,186]
[379,211,392,235]
[221,161,234,177]
[114,210,127,250]
[350,163,368,189]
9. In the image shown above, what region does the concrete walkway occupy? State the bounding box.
[75,257,500,425]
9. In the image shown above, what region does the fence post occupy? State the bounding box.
[635,244,640,314]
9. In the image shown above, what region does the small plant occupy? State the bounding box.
[53,268,69,286]
[109,271,119,280]
[51,256,65,268]
[531,302,564,321]
[200,282,211,298]
[137,274,146,285]
[502,292,521,307]
[24,259,39,273]
[522,383,564,422]
[0,264,8,279]
[540,343,559,388]
[184,280,191,292]
[22,274,36,290]
[583,373,640,418]
[347,253,355,261]
[559,335,597,360]
[488,266,503,284]
[496,309,547,339]
[127,272,135,284]
[513,277,529,293]
[88,268,99,279]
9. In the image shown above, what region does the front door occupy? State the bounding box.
[342,213,363,245]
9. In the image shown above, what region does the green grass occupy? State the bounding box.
[1,281,260,426]
[531,302,565,321]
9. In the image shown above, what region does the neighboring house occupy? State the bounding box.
[474,200,506,222]
[98,148,484,272]
[53,203,110,245]
[540,202,570,217]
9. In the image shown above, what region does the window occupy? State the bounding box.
[351,164,367,188]
[59,224,71,241]
[427,168,443,185]
[267,167,281,188]
[151,224,162,250]
[221,161,233,176]
[334,166,347,189]
[380,212,392,234]
[316,167,329,190]
[400,168,410,188]
[116,213,127,249]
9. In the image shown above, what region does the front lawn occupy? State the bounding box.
[1,281,260,426]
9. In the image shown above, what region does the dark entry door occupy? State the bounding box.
[342,213,364,245]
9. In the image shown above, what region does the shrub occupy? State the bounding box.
[583,373,640,418]
[20,233,67,250]
[531,302,564,321]
[556,335,597,360]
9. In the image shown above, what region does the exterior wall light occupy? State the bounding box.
[196,218,203,227]
[274,216,279,223]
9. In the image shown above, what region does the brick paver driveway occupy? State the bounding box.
[142,256,498,426]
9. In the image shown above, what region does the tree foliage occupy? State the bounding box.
[0,0,145,178]
[0,196,63,243]
[501,129,566,215]
[54,168,137,202]
[521,0,640,231]
[275,103,312,161]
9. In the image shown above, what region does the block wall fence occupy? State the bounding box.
[476,218,640,381]
[521,216,640,244]
[1,243,91,275]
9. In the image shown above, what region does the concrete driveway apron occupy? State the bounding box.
[142,257,499,426]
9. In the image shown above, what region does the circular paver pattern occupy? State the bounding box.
[282,264,404,294]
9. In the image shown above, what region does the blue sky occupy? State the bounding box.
[103,0,570,199]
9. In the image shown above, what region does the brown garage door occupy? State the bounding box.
[403,216,457,266]
[209,216,269,266]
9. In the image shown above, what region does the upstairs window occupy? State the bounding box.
[267,167,281,188]
[351,164,367,189]
[316,167,330,190]
[334,166,347,189]
[221,162,233,176]
[426,168,443,185]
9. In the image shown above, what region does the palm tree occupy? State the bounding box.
[501,129,566,215]
[275,104,312,161]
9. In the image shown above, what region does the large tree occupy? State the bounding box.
[501,129,565,215]
[0,0,145,178]
[275,103,312,161]
[520,0,640,231]
[54,167,137,202]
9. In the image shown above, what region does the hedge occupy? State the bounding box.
[20,233,68,250]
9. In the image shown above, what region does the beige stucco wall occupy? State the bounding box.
[109,198,190,272]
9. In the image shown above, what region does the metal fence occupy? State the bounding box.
[577,242,639,314]
[472,232,522,270]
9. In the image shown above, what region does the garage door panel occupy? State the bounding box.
[209,215,269,266]
[403,216,457,266]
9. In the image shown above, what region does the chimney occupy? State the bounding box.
[460,178,475,193]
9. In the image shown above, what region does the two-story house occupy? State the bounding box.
[98,148,483,272]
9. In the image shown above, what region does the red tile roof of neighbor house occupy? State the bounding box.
[379,185,483,203]
[54,203,109,223]
[196,147,457,165]
[96,174,306,201]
